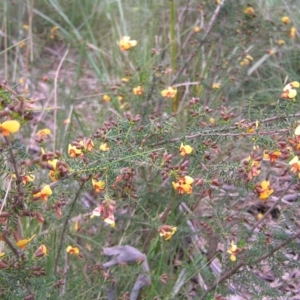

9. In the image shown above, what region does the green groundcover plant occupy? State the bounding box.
[1,0,300,299]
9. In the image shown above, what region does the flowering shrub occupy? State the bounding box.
[1,1,300,299]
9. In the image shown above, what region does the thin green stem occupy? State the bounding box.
[54,181,85,274]
[170,0,178,112]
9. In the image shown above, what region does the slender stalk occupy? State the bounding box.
[2,232,33,296]
[3,0,8,80]
[4,137,25,210]
[2,232,20,258]
[54,181,85,274]
[143,195,175,253]
[170,0,178,112]
[53,47,69,152]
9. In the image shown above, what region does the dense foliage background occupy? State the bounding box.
[1,0,300,299]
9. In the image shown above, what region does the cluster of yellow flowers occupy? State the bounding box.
[229,81,300,262]
[172,176,194,195]
[227,241,239,261]
[281,81,300,100]
[240,54,253,66]
[116,36,177,101]
[68,138,95,157]
[281,16,296,39]
[172,143,194,195]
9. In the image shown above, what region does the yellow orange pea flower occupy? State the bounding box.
[12,173,35,185]
[91,200,116,227]
[281,16,290,25]
[33,185,52,201]
[36,128,51,139]
[50,26,59,39]
[277,39,285,46]
[103,216,115,227]
[66,246,80,255]
[133,86,144,95]
[172,176,194,195]
[85,140,94,152]
[240,55,253,66]
[22,174,35,185]
[263,150,282,163]
[91,206,101,218]
[209,118,215,125]
[34,244,47,258]
[161,87,177,98]
[290,27,297,39]
[159,225,177,241]
[257,213,264,220]
[68,144,82,157]
[0,120,20,137]
[244,155,261,180]
[92,179,105,193]
[281,89,297,100]
[289,156,300,176]
[90,206,115,227]
[99,142,110,152]
[194,26,201,33]
[212,82,221,89]
[245,54,253,62]
[48,159,69,182]
[79,138,94,152]
[48,159,58,170]
[74,221,80,232]
[281,81,300,100]
[284,81,300,90]
[49,171,57,182]
[179,143,193,156]
[246,125,256,133]
[118,36,137,51]
[227,241,238,262]
[244,6,255,16]
[0,252,5,258]
[257,180,274,200]
[16,234,36,249]
[103,94,111,102]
